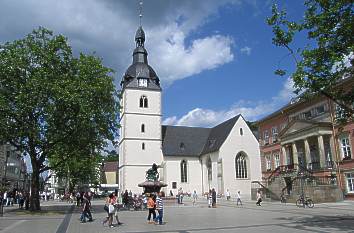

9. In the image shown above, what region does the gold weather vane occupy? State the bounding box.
[139,0,143,26]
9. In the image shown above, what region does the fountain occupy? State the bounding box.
[138,163,167,194]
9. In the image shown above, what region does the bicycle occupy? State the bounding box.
[296,195,314,208]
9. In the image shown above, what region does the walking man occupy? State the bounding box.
[256,190,262,206]
[192,190,197,205]
[236,191,242,206]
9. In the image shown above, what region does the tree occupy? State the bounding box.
[0,27,119,210]
[103,149,119,162]
[267,0,354,120]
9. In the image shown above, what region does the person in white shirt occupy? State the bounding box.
[192,190,198,205]
[225,189,231,201]
[236,191,242,206]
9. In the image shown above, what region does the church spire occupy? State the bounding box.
[135,1,145,48]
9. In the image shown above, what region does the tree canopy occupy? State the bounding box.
[0,27,120,210]
[267,0,353,120]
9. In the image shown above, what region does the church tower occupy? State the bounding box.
[118,25,163,193]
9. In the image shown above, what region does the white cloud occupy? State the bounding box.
[0,0,241,86]
[148,25,234,85]
[240,46,252,55]
[162,78,296,127]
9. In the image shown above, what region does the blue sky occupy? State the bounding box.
[0,0,308,128]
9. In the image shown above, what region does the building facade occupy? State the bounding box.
[118,26,262,198]
[0,143,27,190]
[257,78,354,201]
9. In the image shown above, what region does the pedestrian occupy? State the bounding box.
[113,190,122,225]
[211,188,217,208]
[146,194,156,224]
[76,192,81,207]
[226,189,231,201]
[80,194,92,223]
[102,195,110,226]
[236,191,242,206]
[142,195,148,210]
[208,189,212,208]
[192,190,198,205]
[107,193,115,228]
[256,190,262,206]
[155,192,164,225]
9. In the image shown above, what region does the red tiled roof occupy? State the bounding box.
[104,161,118,172]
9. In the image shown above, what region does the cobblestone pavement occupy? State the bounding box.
[1,198,354,233]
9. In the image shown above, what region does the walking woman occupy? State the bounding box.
[146,194,156,224]
[102,194,110,226]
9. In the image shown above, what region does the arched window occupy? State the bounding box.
[180,160,187,183]
[235,152,248,178]
[142,143,145,150]
[240,128,243,136]
[207,157,212,181]
[139,95,148,108]
[141,124,145,133]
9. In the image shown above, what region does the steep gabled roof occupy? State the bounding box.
[162,125,211,157]
[201,115,241,154]
[162,114,241,157]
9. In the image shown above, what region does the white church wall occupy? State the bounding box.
[124,114,161,139]
[163,156,202,195]
[219,116,261,200]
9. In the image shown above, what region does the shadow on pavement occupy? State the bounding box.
[276,215,354,232]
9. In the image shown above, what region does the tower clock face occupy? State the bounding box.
[138,78,148,87]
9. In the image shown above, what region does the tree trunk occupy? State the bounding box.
[30,160,41,211]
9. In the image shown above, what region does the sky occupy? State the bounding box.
[0,0,308,128]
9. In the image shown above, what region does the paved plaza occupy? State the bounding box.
[0,198,354,233]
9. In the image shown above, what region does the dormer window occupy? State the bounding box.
[180,142,185,151]
[138,78,148,87]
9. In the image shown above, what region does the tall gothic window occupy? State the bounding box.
[180,160,187,183]
[139,95,148,108]
[141,124,145,133]
[207,157,212,181]
[235,153,248,179]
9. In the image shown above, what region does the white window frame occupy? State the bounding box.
[345,173,354,193]
[271,127,278,143]
[274,154,280,168]
[264,130,269,145]
[339,135,352,159]
[266,155,272,171]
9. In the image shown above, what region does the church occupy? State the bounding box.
[118,25,262,199]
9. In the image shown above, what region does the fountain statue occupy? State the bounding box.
[138,163,167,194]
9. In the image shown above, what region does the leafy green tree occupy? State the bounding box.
[267,0,353,120]
[103,149,119,162]
[0,27,119,210]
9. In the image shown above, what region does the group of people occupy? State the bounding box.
[146,192,164,225]
[225,189,243,206]
[1,189,29,209]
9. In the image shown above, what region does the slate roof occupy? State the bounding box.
[162,115,241,157]
[162,125,211,157]
[201,115,241,154]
